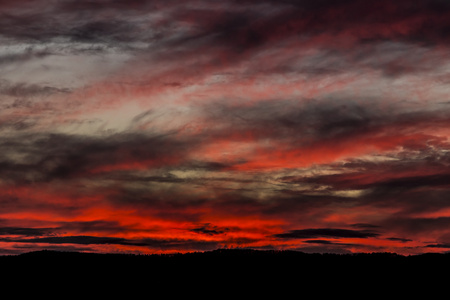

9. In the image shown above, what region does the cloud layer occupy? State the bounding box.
[0,0,449,255]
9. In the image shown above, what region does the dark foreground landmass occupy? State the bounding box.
[2,249,449,290]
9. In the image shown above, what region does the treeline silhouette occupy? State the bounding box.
[2,249,449,288]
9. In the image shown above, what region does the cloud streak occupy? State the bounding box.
[273,228,380,239]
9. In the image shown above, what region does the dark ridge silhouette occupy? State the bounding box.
[2,249,449,290]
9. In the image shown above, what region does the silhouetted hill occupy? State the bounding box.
[4,248,450,270]
[2,249,449,291]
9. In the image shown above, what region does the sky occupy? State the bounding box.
[0,0,449,255]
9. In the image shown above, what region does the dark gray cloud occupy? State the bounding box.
[296,171,450,197]
[0,80,71,97]
[0,131,198,184]
[9,235,135,245]
[204,97,450,148]
[2,234,221,251]
[57,0,164,13]
[1,0,449,48]
[56,221,127,234]
[273,228,380,239]
[0,222,129,239]
[367,174,450,193]
[303,240,335,244]
[387,237,413,243]
[302,240,356,246]
[0,1,173,47]
[0,227,53,236]
[275,144,450,218]
[102,172,186,184]
[0,49,52,66]
[425,243,450,249]
[294,147,450,190]
[67,20,139,43]
[10,244,97,254]
[190,223,230,236]
[0,117,37,131]
[351,223,381,229]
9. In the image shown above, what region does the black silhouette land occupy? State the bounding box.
[2,248,449,290]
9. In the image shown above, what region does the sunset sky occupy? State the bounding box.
[1,0,450,255]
